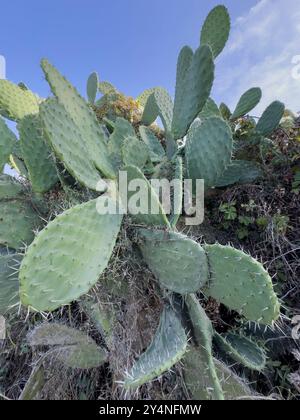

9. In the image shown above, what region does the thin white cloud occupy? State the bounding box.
[214,0,300,115]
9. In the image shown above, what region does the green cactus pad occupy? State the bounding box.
[204,244,280,324]
[214,359,253,400]
[80,296,115,347]
[200,5,230,58]
[0,200,40,249]
[122,136,149,168]
[0,80,39,121]
[41,59,115,179]
[18,114,58,193]
[173,46,194,134]
[219,102,232,120]
[142,88,173,132]
[28,323,108,369]
[0,116,17,171]
[40,99,103,191]
[231,88,262,120]
[124,307,188,389]
[172,45,214,139]
[215,332,266,371]
[138,230,208,293]
[19,365,45,400]
[256,101,285,136]
[186,117,233,189]
[139,126,165,163]
[137,87,158,107]
[184,294,224,400]
[0,174,24,199]
[199,97,221,119]
[87,71,99,104]
[108,117,136,169]
[98,81,118,95]
[0,249,21,314]
[19,199,122,312]
[123,165,170,227]
[216,160,262,187]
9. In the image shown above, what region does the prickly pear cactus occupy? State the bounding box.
[19,199,122,311]
[0,116,17,171]
[124,307,188,389]
[0,80,39,121]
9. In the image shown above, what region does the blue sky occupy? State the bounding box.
[0,0,299,114]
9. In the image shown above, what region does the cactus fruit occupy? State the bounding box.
[87,71,99,104]
[184,294,224,400]
[185,117,233,189]
[139,126,165,163]
[19,199,123,312]
[216,160,262,187]
[0,116,17,171]
[0,199,40,249]
[172,45,214,139]
[200,5,230,58]
[122,136,149,168]
[0,174,24,199]
[199,97,221,120]
[124,307,188,389]
[124,165,170,227]
[40,98,103,190]
[138,230,208,294]
[231,88,262,120]
[0,80,39,121]
[215,332,266,371]
[0,249,21,314]
[18,114,58,194]
[41,59,115,179]
[28,323,108,369]
[203,244,280,325]
[256,101,285,136]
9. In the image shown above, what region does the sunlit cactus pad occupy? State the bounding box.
[19,199,122,311]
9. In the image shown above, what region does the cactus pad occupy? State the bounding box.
[204,244,280,324]
[28,323,108,369]
[256,101,285,136]
[18,114,58,193]
[186,117,233,189]
[172,45,214,139]
[215,332,266,371]
[169,156,183,227]
[0,80,39,121]
[87,71,99,104]
[40,99,103,190]
[139,126,165,163]
[19,199,122,311]
[0,249,21,314]
[199,97,221,119]
[200,5,230,58]
[214,359,252,399]
[142,88,173,132]
[0,200,40,249]
[124,165,170,227]
[124,307,188,389]
[216,160,262,187]
[138,229,208,293]
[184,294,224,400]
[98,81,118,95]
[0,116,17,171]
[122,136,149,168]
[219,102,232,120]
[108,117,136,169]
[41,59,115,179]
[0,175,23,199]
[231,88,262,120]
